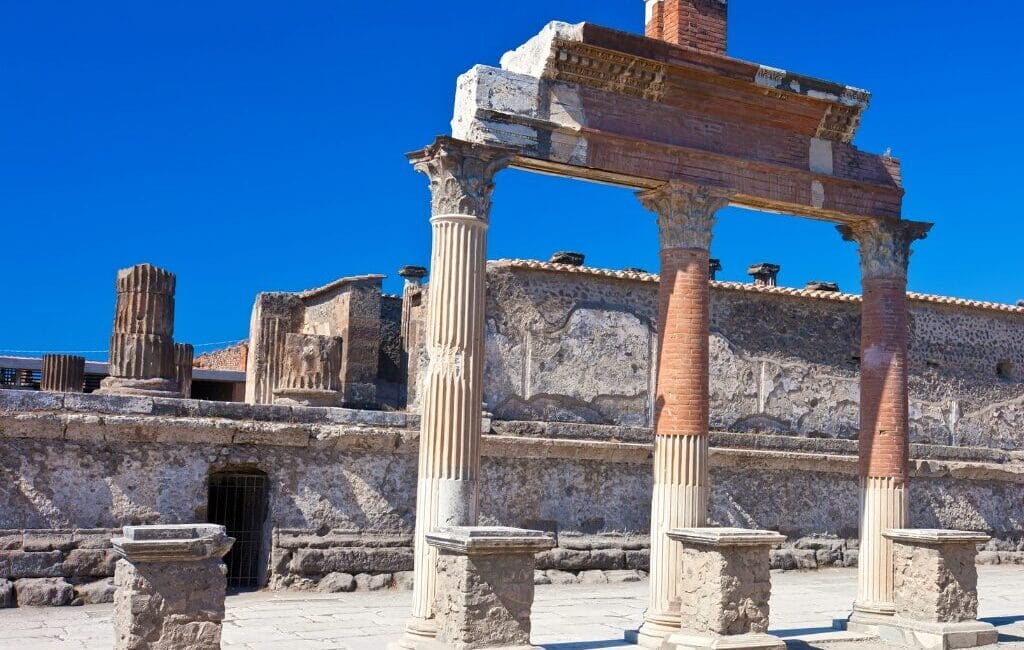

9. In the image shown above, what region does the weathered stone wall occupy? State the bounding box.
[473,262,1024,450]
[1,390,1022,605]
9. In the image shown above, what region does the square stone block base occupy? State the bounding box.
[420,643,539,650]
[661,631,786,650]
[842,611,998,649]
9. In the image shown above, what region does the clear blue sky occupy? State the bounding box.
[2,1,1022,360]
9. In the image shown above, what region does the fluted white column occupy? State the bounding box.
[839,219,930,623]
[392,137,511,649]
[634,182,732,647]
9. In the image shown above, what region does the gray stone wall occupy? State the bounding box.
[1,390,1022,605]
[474,263,1024,450]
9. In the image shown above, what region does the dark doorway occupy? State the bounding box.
[207,470,269,589]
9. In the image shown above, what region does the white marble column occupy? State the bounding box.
[634,182,732,648]
[392,137,511,649]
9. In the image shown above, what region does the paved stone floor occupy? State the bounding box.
[1,567,1021,649]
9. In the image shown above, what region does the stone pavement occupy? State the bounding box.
[1,567,1021,649]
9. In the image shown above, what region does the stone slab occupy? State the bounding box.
[667,528,787,548]
[426,526,556,555]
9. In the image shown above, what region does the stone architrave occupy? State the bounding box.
[98,264,182,397]
[632,181,733,648]
[870,529,998,650]
[391,137,512,650]
[40,354,85,393]
[662,528,786,650]
[174,343,194,399]
[111,524,234,650]
[272,333,343,407]
[423,527,555,650]
[838,220,931,626]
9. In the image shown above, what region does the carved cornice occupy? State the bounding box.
[838,219,932,280]
[549,39,667,103]
[407,136,514,219]
[638,182,734,251]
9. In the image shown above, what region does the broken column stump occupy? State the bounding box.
[111,524,234,650]
[40,354,85,393]
[98,263,182,397]
[876,529,998,650]
[272,333,343,407]
[424,526,555,650]
[174,343,194,398]
[662,527,787,650]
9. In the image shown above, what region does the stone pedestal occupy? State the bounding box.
[422,527,554,650]
[850,529,997,650]
[111,524,234,650]
[661,528,786,650]
[99,264,182,397]
[272,333,343,407]
[40,354,85,393]
[174,343,194,398]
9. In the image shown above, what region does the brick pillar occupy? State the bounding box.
[644,0,728,55]
[839,219,931,624]
[633,181,732,648]
[391,137,512,650]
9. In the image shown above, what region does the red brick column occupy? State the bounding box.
[634,181,732,648]
[644,0,728,55]
[839,219,931,622]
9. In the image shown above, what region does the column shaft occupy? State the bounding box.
[634,182,730,648]
[856,277,910,615]
[839,219,930,621]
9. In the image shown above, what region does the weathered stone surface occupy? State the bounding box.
[0,550,64,578]
[545,569,577,584]
[14,577,74,606]
[23,531,75,552]
[317,572,355,593]
[354,573,391,591]
[72,577,116,604]
[0,579,13,607]
[114,558,226,649]
[433,553,537,648]
[273,333,343,407]
[393,570,415,591]
[579,569,608,584]
[288,547,414,575]
[63,548,118,578]
[891,539,980,623]
[605,569,642,583]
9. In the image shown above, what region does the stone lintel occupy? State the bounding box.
[425,526,555,555]
[112,524,234,563]
[883,528,990,545]
[667,527,786,548]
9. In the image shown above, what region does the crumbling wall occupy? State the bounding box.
[473,263,1024,450]
[1,390,1022,604]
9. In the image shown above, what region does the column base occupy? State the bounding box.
[96,377,183,398]
[838,614,997,650]
[660,631,786,650]
[627,614,680,648]
[387,617,437,650]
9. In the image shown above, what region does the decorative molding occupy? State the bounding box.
[638,181,734,251]
[550,39,667,103]
[407,137,513,219]
[816,104,863,144]
[838,220,932,280]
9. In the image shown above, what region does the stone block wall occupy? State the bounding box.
[444,262,1024,451]
[1,389,1022,606]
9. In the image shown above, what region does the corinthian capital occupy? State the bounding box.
[407,136,514,220]
[838,219,932,281]
[638,181,733,251]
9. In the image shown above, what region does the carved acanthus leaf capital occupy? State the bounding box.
[407,136,514,220]
[838,219,932,280]
[638,181,734,251]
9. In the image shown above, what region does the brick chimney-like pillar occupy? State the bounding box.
[634,181,733,648]
[839,219,931,624]
[645,0,728,55]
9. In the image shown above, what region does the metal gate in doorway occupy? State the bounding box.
[208,471,268,589]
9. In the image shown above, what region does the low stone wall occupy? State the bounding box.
[2,390,1022,606]
[0,528,119,606]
